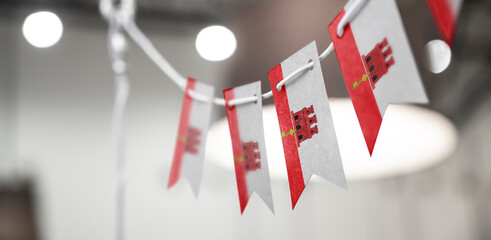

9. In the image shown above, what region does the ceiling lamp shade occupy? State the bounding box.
[206,98,457,182]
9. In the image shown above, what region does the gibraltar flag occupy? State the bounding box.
[224,81,274,214]
[268,42,346,209]
[426,0,463,46]
[168,78,214,196]
[328,0,428,155]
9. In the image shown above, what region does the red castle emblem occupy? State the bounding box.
[242,141,261,172]
[292,105,318,146]
[184,126,201,154]
[363,37,395,88]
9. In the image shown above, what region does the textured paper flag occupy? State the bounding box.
[223,81,274,214]
[168,78,214,196]
[328,0,428,155]
[426,0,463,46]
[268,41,346,209]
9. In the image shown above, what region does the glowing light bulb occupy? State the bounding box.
[423,39,451,74]
[195,25,237,62]
[23,11,63,48]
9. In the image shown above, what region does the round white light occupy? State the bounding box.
[206,99,458,182]
[195,25,237,62]
[23,11,63,48]
[423,39,451,74]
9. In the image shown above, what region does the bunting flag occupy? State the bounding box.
[328,0,428,155]
[223,81,274,214]
[426,0,463,46]
[168,78,214,196]
[268,41,346,209]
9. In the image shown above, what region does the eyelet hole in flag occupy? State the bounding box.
[227,100,235,110]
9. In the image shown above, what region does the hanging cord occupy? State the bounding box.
[123,20,188,91]
[102,1,134,239]
[123,20,335,107]
[337,0,367,37]
[275,61,314,92]
[109,19,129,240]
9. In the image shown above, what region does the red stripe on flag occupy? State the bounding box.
[328,10,382,155]
[168,78,196,188]
[426,0,456,46]
[268,64,305,209]
[223,88,249,214]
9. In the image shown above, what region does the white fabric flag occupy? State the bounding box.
[224,81,274,214]
[268,41,346,209]
[328,0,428,154]
[168,78,214,197]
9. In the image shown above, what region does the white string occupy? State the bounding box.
[124,18,335,107]
[337,0,367,37]
[113,72,129,240]
[107,0,367,108]
[228,95,260,108]
[124,20,188,90]
[99,0,135,22]
[187,89,211,103]
[99,0,113,21]
[105,6,130,240]
[276,61,314,92]
[319,42,334,62]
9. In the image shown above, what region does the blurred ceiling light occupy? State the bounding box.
[206,98,458,182]
[195,25,237,61]
[23,11,63,48]
[424,39,451,74]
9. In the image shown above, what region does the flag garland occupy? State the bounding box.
[100,0,449,214]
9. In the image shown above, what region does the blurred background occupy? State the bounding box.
[0,0,490,239]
